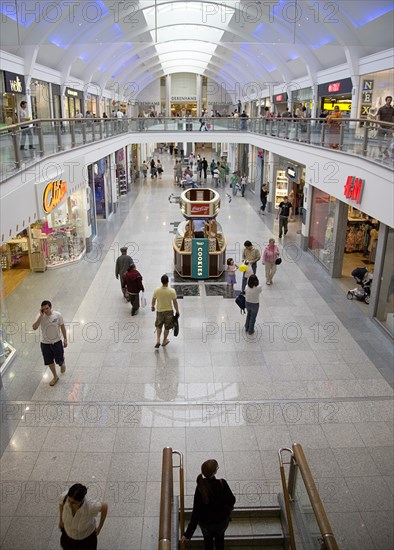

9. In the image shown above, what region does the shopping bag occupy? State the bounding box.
[140,292,147,308]
[235,293,246,314]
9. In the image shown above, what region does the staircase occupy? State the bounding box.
[183,505,286,549]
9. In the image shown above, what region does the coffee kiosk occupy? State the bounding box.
[173,188,226,278]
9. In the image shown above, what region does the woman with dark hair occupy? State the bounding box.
[59,483,108,550]
[182,459,236,549]
[245,274,262,335]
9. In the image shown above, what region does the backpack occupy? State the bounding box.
[235,293,246,314]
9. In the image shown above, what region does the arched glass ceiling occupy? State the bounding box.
[0,0,392,95]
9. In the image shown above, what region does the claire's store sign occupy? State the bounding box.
[192,238,209,279]
[344,176,364,204]
[43,180,67,213]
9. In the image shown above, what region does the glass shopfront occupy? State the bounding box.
[308,189,337,269]
[1,70,26,125]
[358,69,394,119]
[85,93,99,116]
[0,269,16,374]
[273,92,288,115]
[375,228,394,337]
[51,84,62,119]
[292,87,313,116]
[30,79,51,120]
[274,157,305,211]
[318,78,353,118]
[64,87,83,118]
[88,157,112,220]
[29,189,85,269]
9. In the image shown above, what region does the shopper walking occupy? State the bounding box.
[277,195,292,238]
[32,300,67,386]
[19,100,35,150]
[181,459,236,550]
[115,246,133,297]
[202,157,208,181]
[327,105,342,149]
[240,174,247,197]
[262,238,280,285]
[124,264,144,316]
[59,483,108,550]
[151,274,180,348]
[241,240,261,292]
[260,184,269,214]
[142,161,148,178]
[244,275,262,335]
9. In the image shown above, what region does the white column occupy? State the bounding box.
[267,151,276,213]
[311,82,319,121]
[196,74,202,116]
[350,75,360,125]
[166,75,171,116]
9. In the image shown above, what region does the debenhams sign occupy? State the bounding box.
[171,96,197,101]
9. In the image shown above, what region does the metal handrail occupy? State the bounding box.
[278,447,297,550]
[158,447,185,550]
[291,443,339,550]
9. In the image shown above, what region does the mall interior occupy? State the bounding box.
[0,2,393,549]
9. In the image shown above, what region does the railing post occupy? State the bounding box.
[321,124,326,146]
[278,448,297,550]
[362,124,369,157]
[70,121,76,147]
[37,122,45,156]
[82,121,87,144]
[159,447,173,550]
[12,131,21,169]
[99,121,103,140]
[55,121,62,151]
[92,121,96,142]
[306,121,311,144]
[339,123,345,150]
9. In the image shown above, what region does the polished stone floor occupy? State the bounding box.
[1,154,393,550]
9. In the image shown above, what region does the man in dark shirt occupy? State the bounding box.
[240,110,249,130]
[201,157,208,181]
[277,196,292,238]
[377,96,393,154]
[115,246,133,298]
[123,264,144,316]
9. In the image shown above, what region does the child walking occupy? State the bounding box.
[226,258,238,288]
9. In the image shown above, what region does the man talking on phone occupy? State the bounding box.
[32,300,67,386]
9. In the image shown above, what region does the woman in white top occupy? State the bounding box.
[244,274,262,335]
[59,483,108,550]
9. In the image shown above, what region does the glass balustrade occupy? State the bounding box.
[1,117,392,182]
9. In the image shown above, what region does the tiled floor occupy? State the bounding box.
[1,152,393,550]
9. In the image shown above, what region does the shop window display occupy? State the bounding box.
[0,269,16,373]
[308,189,336,269]
[376,229,394,337]
[29,192,85,269]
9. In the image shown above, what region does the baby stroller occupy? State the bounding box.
[347,267,373,304]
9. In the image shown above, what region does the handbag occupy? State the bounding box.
[275,257,282,265]
[173,313,179,336]
[235,293,246,314]
[140,292,147,307]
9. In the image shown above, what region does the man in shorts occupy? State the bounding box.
[151,274,179,348]
[32,300,67,386]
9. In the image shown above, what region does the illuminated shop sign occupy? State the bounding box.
[344,176,364,204]
[274,93,288,103]
[43,180,67,213]
[4,71,26,94]
[328,82,341,93]
[65,88,83,98]
[287,166,297,179]
[171,96,197,101]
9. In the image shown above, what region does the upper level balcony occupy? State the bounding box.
[1,116,393,183]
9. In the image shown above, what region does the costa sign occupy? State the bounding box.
[190,204,210,216]
[43,180,67,213]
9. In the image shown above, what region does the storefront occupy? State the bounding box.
[0,70,26,125]
[318,77,353,118]
[115,148,127,197]
[1,230,31,294]
[88,157,113,220]
[274,157,305,211]
[358,69,394,119]
[30,79,51,120]
[273,92,288,116]
[85,93,99,116]
[101,96,112,118]
[64,87,83,118]
[170,96,198,116]
[375,228,394,337]
[51,84,62,119]
[0,269,16,374]
[309,172,382,270]
[128,144,139,184]
[291,87,313,116]
[30,179,86,269]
